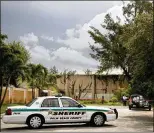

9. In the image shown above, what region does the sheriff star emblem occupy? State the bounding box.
[48,110,54,115]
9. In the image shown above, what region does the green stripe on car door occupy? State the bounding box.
[12,108,108,112]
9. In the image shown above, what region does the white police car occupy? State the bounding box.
[2,95,118,129]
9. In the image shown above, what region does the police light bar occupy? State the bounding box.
[55,93,63,97]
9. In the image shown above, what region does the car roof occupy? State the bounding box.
[130,94,142,97]
[37,96,71,99]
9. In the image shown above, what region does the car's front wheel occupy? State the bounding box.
[91,113,105,126]
[27,115,43,129]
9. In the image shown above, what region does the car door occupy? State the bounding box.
[59,98,87,122]
[40,98,62,123]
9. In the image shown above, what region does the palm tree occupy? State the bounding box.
[27,64,41,99]
[0,37,30,107]
[27,64,56,98]
[35,64,48,96]
[9,42,30,87]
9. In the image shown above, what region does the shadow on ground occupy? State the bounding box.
[123,110,153,132]
[2,123,117,131]
[130,108,152,111]
[124,112,153,122]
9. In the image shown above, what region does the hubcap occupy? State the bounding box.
[30,116,41,128]
[94,115,103,125]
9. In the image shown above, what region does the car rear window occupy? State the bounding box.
[26,98,38,107]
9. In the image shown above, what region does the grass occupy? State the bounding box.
[78,100,122,106]
[83,102,122,106]
[1,103,25,114]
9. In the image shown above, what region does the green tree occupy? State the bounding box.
[84,69,92,75]
[27,64,45,98]
[88,0,153,98]
[35,65,58,96]
[0,34,8,46]
[121,1,154,98]
[50,66,58,74]
[60,69,76,96]
[0,35,30,107]
[88,13,131,81]
[9,41,30,87]
[28,64,58,97]
[35,64,48,96]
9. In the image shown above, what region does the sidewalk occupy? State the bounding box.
[0,114,4,119]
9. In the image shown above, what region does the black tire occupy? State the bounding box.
[90,113,105,127]
[148,105,151,111]
[129,105,132,110]
[27,115,43,129]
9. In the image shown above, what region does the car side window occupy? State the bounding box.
[61,98,79,107]
[41,98,59,107]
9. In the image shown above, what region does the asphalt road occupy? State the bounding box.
[1,106,153,132]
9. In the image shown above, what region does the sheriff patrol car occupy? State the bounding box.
[2,95,118,129]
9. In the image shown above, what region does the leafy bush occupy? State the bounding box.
[109,96,118,103]
[102,100,108,104]
[78,99,122,106]
[107,102,122,106]
[113,87,131,101]
[79,100,94,105]
[78,99,105,105]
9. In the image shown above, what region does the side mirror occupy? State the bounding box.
[78,104,83,108]
[83,104,86,107]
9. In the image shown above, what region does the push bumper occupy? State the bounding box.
[114,108,118,119]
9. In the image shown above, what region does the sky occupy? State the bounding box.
[1,1,126,74]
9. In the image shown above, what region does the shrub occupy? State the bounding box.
[107,102,122,106]
[78,99,104,105]
[113,87,131,101]
[109,96,118,103]
[103,100,108,104]
[78,100,93,105]
[77,99,122,106]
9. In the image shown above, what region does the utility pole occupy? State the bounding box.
[153,100,154,132]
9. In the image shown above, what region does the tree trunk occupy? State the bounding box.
[32,87,34,99]
[0,76,3,104]
[38,88,41,97]
[78,89,81,99]
[32,79,35,99]
[121,67,131,82]
[0,77,11,108]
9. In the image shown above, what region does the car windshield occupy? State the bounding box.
[26,98,38,107]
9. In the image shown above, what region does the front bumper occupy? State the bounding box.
[130,103,150,108]
[106,108,118,121]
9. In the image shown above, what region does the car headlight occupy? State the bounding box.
[107,110,114,114]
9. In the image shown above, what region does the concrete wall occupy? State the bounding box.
[56,75,129,101]
[1,75,129,103]
[1,87,52,104]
